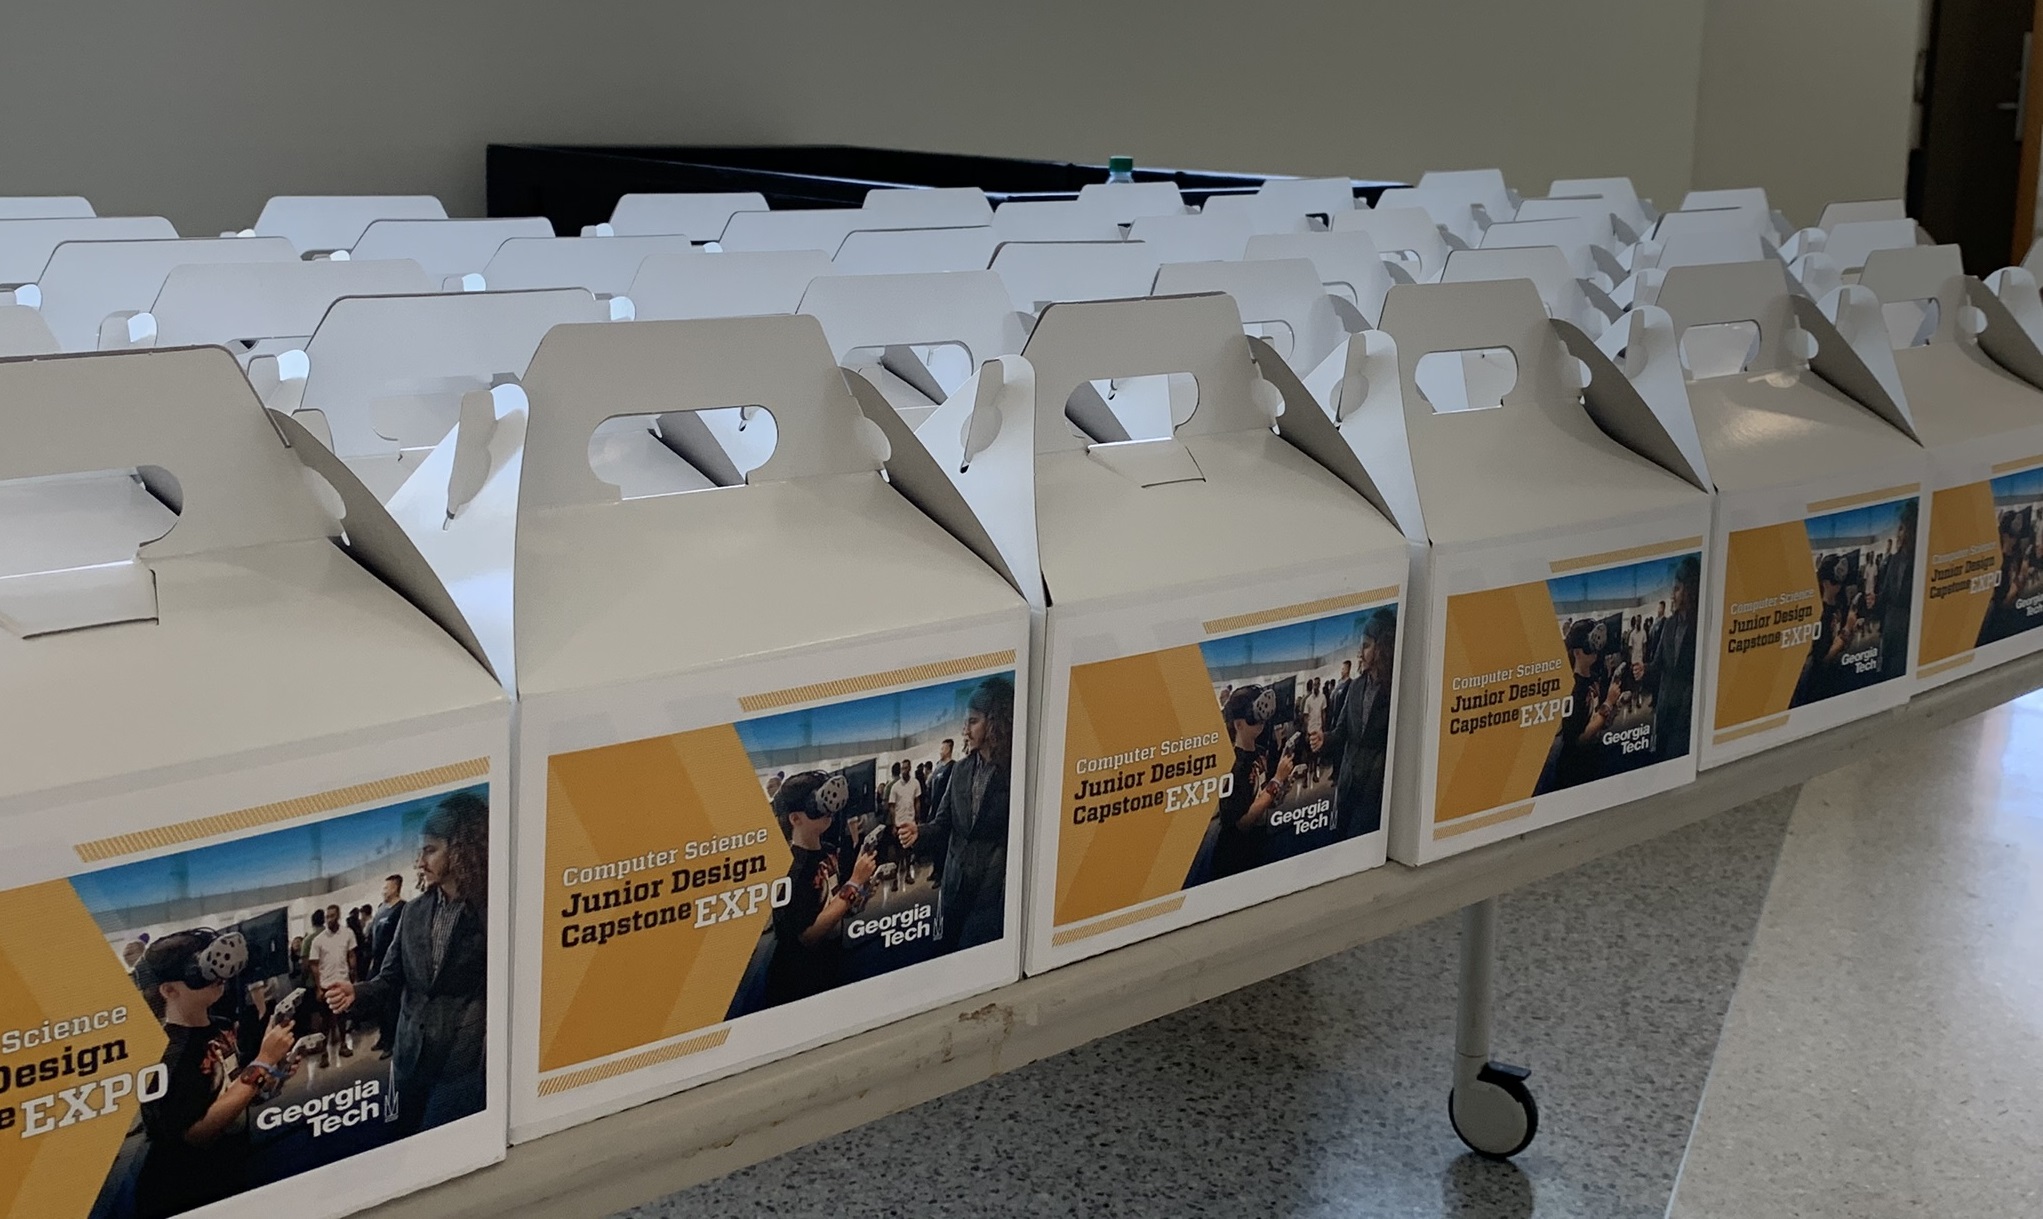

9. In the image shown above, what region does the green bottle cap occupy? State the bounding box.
[1108,156,1134,174]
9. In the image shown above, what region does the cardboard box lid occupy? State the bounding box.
[1480,216,1601,279]
[1244,230,1395,327]
[1682,187,1771,214]
[1198,193,1314,236]
[1123,212,1253,263]
[1819,199,1907,230]
[1151,258,1348,380]
[0,305,57,357]
[628,249,835,320]
[1254,176,1360,217]
[0,216,179,286]
[1512,197,1624,250]
[1655,259,1925,493]
[1859,243,2043,446]
[251,195,446,253]
[1822,218,1920,276]
[0,346,501,800]
[148,258,436,349]
[1548,177,1650,237]
[350,217,555,281]
[989,240,1160,314]
[1440,245,1605,334]
[797,270,1029,402]
[1073,181,1188,223]
[32,236,298,352]
[1373,187,1488,246]
[512,314,1024,698]
[990,200,1124,243]
[861,187,994,227]
[831,225,998,275]
[1418,169,1516,217]
[1330,207,1448,282]
[0,197,93,220]
[1024,293,1406,606]
[295,289,608,496]
[1653,206,1774,248]
[719,208,867,254]
[609,192,770,239]
[1370,278,1710,545]
[482,235,692,296]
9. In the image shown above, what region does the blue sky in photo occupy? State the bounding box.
[1199,605,1392,673]
[67,785,483,914]
[1547,552,1696,614]
[1991,464,2043,503]
[734,673,1007,756]
[1806,497,1914,547]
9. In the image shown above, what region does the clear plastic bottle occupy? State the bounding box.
[1107,155,1135,184]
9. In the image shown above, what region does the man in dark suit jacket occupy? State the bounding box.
[1314,609,1396,841]
[325,792,488,1134]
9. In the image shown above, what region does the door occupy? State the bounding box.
[1910,0,2036,271]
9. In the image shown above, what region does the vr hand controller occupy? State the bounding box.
[271,986,308,1027]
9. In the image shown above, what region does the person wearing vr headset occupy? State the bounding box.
[324,791,489,1136]
[1535,617,1627,794]
[132,928,298,1219]
[1209,682,1296,880]
[765,770,879,1006]
[896,673,1014,951]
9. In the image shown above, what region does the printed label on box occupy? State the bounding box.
[1716,496,1918,733]
[1921,465,2043,668]
[538,663,1016,1082]
[1437,550,1703,827]
[1054,597,1399,929]
[0,775,491,1219]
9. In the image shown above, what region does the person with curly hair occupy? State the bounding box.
[324,789,489,1134]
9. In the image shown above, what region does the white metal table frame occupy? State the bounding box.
[362,651,2043,1219]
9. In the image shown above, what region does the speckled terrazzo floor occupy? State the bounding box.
[616,789,1799,1219]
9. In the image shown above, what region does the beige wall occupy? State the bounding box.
[0,1,1712,235]
[1691,0,1927,227]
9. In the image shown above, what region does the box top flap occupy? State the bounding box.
[1417,168,1513,213]
[1371,187,1483,243]
[1441,245,1599,331]
[518,315,882,513]
[1,216,179,285]
[1256,177,1360,216]
[1653,207,1771,247]
[1859,244,1967,339]
[0,304,57,357]
[511,315,1020,696]
[150,258,436,347]
[719,207,866,254]
[1152,258,1347,376]
[482,235,692,295]
[1035,426,1406,606]
[299,288,606,463]
[628,248,835,320]
[1480,216,1599,277]
[1197,193,1314,235]
[1024,293,1268,454]
[1074,181,1188,222]
[1331,207,1449,281]
[1824,218,1919,275]
[1654,231,1772,271]
[251,195,446,252]
[0,347,333,556]
[350,217,554,279]
[831,225,998,276]
[1682,187,1770,213]
[1511,197,1622,247]
[990,240,1160,313]
[0,197,93,220]
[798,270,1026,368]
[1681,369,1925,491]
[1818,198,1907,229]
[1375,279,1708,542]
[1244,229,1394,327]
[1974,268,2043,391]
[1549,177,1649,232]
[903,356,1042,604]
[861,187,994,227]
[1126,212,1253,263]
[990,200,1124,243]
[609,192,770,239]
[34,237,298,351]
[1653,259,1802,371]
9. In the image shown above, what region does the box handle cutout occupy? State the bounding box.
[1413,347,1519,413]
[587,406,780,498]
[1677,320,1762,379]
[0,466,182,636]
[1066,373,1198,442]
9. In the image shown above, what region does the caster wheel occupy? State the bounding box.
[1449,1061,1538,1159]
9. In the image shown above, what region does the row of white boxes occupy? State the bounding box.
[4,171,2043,1219]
